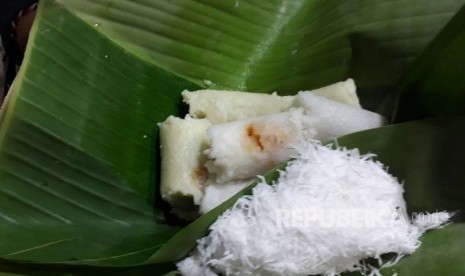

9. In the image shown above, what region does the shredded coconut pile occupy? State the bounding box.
[177,142,450,276]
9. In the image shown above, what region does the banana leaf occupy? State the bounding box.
[1,0,465,275]
[57,0,464,94]
[0,0,190,272]
[394,3,465,121]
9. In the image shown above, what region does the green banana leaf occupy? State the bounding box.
[1,0,465,275]
[0,0,189,271]
[58,0,464,94]
[394,3,465,121]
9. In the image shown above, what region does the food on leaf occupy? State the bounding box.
[199,180,251,214]
[295,92,385,141]
[182,90,294,124]
[159,116,211,219]
[205,108,311,183]
[182,79,358,124]
[177,142,450,276]
[305,78,360,108]
[159,79,385,217]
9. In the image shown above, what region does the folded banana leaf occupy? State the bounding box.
[58,0,464,94]
[394,3,465,121]
[0,0,465,275]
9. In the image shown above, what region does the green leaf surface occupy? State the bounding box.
[382,223,465,275]
[395,4,465,121]
[0,221,174,265]
[0,0,196,269]
[57,0,464,94]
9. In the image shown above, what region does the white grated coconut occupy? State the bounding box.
[177,142,450,276]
